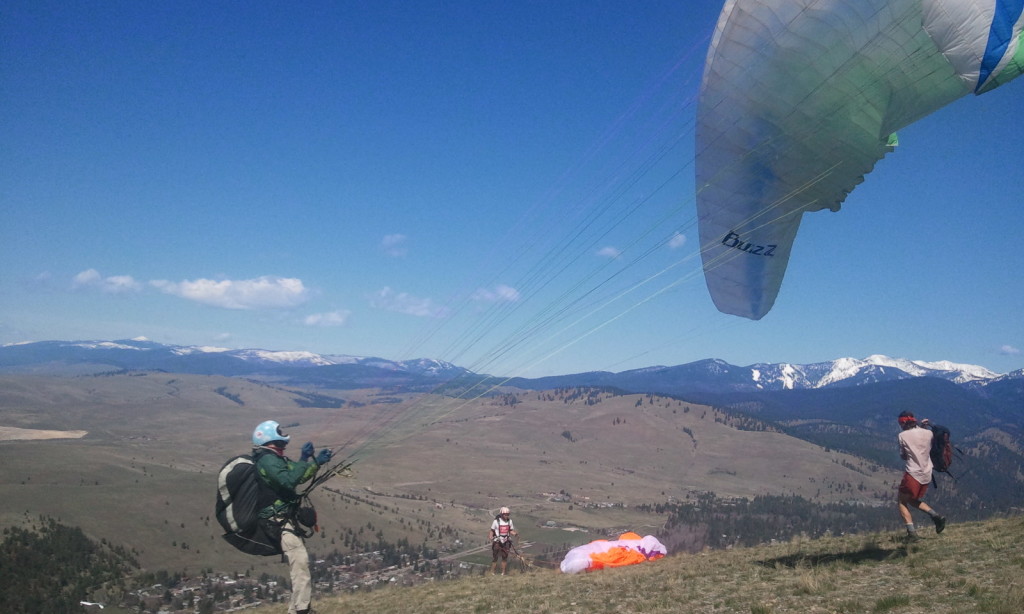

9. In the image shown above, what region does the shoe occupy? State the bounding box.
[905,532,921,543]
[933,515,946,534]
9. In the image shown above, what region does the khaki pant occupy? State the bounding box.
[281,522,311,614]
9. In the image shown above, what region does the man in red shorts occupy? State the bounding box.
[897,411,946,540]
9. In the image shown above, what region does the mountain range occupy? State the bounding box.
[0,337,467,388]
[3,337,1022,441]
[504,355,1018,393]
[2,337,1019,391]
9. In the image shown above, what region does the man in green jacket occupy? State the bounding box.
[251,420,332,614]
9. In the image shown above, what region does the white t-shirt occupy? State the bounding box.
[490,517,515,543]
[899,426,934,484]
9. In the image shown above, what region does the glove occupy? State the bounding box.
[315,449,333,465]
[300,441,315,462]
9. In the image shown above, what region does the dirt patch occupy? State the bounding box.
[0,426,88,441]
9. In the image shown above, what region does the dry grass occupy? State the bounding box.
[247,516,1024,614]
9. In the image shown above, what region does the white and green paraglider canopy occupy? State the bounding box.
[696,0,1024,320]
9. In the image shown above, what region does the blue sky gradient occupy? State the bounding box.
[3,1,1022,377]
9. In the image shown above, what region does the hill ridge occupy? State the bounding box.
[259,515,1023,614]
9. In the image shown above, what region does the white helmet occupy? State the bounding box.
[499,507,510,515]
[252,420,290,446]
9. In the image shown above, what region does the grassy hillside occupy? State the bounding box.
[255,516,1024,614]
[2,373,898,576]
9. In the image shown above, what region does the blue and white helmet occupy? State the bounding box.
[252,420,290,446]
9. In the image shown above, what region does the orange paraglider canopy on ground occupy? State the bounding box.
[560,532,667,573]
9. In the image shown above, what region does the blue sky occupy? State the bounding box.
[2,1,1022,378]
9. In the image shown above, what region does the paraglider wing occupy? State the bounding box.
[560,532,667,574]
[695,0,1024,319]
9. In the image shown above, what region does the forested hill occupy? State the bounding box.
[0,517,137,614]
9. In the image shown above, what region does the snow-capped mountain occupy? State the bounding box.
[503,354,1011,397]
[747,354,1000,390]
[0,338,1015,394]
[0,338,465,382]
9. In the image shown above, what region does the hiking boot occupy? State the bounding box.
[904,532,921,544]
[933,515,946,534]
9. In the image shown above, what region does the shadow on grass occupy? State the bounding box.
[756,544,906,568]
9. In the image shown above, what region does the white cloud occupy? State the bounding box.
[370,287,449,318]
[304,310,352,327]
[471,284,520,303]
[1000,345,1021,356]
[72,269,102,287]
[150,276,310,310]
[668,232,687,249]
[381,234,408,257]
[71,269,142,294]
[597,246,622,259]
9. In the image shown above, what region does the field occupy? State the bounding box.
[0,372,899,576]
